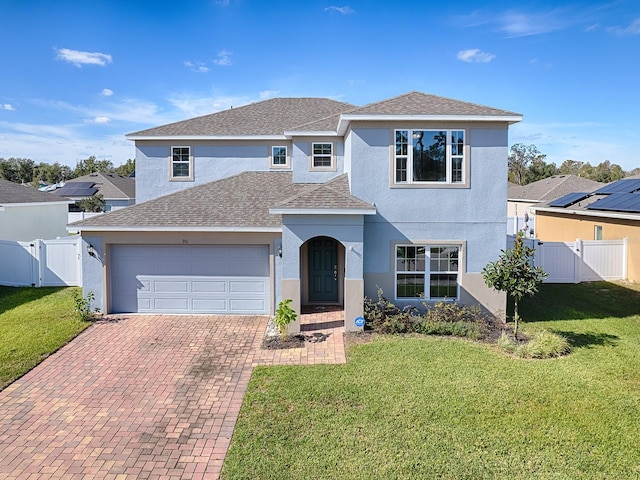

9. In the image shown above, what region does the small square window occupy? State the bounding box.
[271,146,288,167]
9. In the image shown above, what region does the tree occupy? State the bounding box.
[114,158,135,177]
[77,194,106,213]
[71,156,114,178]
[482,232,548,339]
[526,156,558,183]
[558,159,583,176]
[508,144,545,185]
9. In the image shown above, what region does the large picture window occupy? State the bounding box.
[394,130,465,184]
[171,146,192,180]
[395,245,459,300]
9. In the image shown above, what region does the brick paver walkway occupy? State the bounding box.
[0,311,345,479]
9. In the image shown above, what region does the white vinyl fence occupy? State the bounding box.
[508,235,628,284]
[0,237,82,287]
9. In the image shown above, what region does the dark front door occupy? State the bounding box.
[308,237,338,303]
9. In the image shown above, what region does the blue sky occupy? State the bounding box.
[1,0,639,170]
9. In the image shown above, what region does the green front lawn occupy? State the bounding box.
[222,282,640,479]
[0,286,91,390]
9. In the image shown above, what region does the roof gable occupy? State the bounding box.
[66,172,135,199]
[0,178,69,204]
[127,98,356,137]
[70,172,373,231]
[508,175,604,202]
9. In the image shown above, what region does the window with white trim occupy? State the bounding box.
[312,142,333,169]
[394,129,465,184]
[170,146,192,180]
[395,245,459,299]
[271,146,288,167]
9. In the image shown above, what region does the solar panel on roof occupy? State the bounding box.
[593,179,640,195]
[587,192,640,213]
[548,192,590,208]
[53,181,98,197]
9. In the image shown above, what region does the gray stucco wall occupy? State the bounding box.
[281,214,364,280]
[346,126,509,306]
[291,140,344,184]
[135,143,275,203]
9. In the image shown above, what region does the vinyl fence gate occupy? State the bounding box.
[0,237,82,287]
[508,236,628,284]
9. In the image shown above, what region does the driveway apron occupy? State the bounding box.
[0,315,270,479]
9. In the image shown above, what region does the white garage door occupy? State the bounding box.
[110,245,270,314]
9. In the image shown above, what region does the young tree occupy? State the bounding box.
[482,232,547,338]
[77,194,106,213]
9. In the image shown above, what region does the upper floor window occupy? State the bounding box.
[311,142,334,169]
[171,146,193,181]
[271,146,288,168]
[394,130,465,185]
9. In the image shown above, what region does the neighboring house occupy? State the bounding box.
[533,176,640,282]
[0,179,72,241]
[54,172,136,212]
[70,91,522,332]
[508,175,603,235]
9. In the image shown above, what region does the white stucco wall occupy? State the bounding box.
[0,203,70,241]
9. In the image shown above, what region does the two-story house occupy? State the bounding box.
[71,91,522,332]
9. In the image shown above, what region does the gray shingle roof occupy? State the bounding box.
[508,175,604,202]
[272,175,374,211]
[71,172,372,230]
[0,178,69,204]
[348,91,520,116]
[127,98,356,137]
[66,172,135,199]
[127,92,521,138]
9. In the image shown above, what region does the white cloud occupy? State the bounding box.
[101,88,114,97]
[213,50,232,66]
[184,60,210,73]
[325,5,355,15]
[0,104,16,111]
[457,49,496,63]
[608,18,640,35]
[86,116,111,124]
[56,47,112,67]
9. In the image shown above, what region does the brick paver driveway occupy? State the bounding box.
[0,313,346,479]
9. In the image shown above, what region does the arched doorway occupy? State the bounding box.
[302,236,344,306]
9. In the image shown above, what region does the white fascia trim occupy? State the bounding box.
[269,208,377,215]
[336,114,523,135]
[533,206,640,221]
[126,134,288,141]
[282,130,337,137]
[5,201,73,207]
[67,225,283,233]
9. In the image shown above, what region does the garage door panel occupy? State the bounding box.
[229,298,266,312]
[192,299,227,311]
[110,245,270,314]
[153,280,189,293]
[154,297,190,310]
[192,281,227,293]
[229,280,266,294]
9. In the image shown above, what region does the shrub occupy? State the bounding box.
[498,330,571,359]
[73,290,99,321]
[274,299,297,341]
[364,289,488,339]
